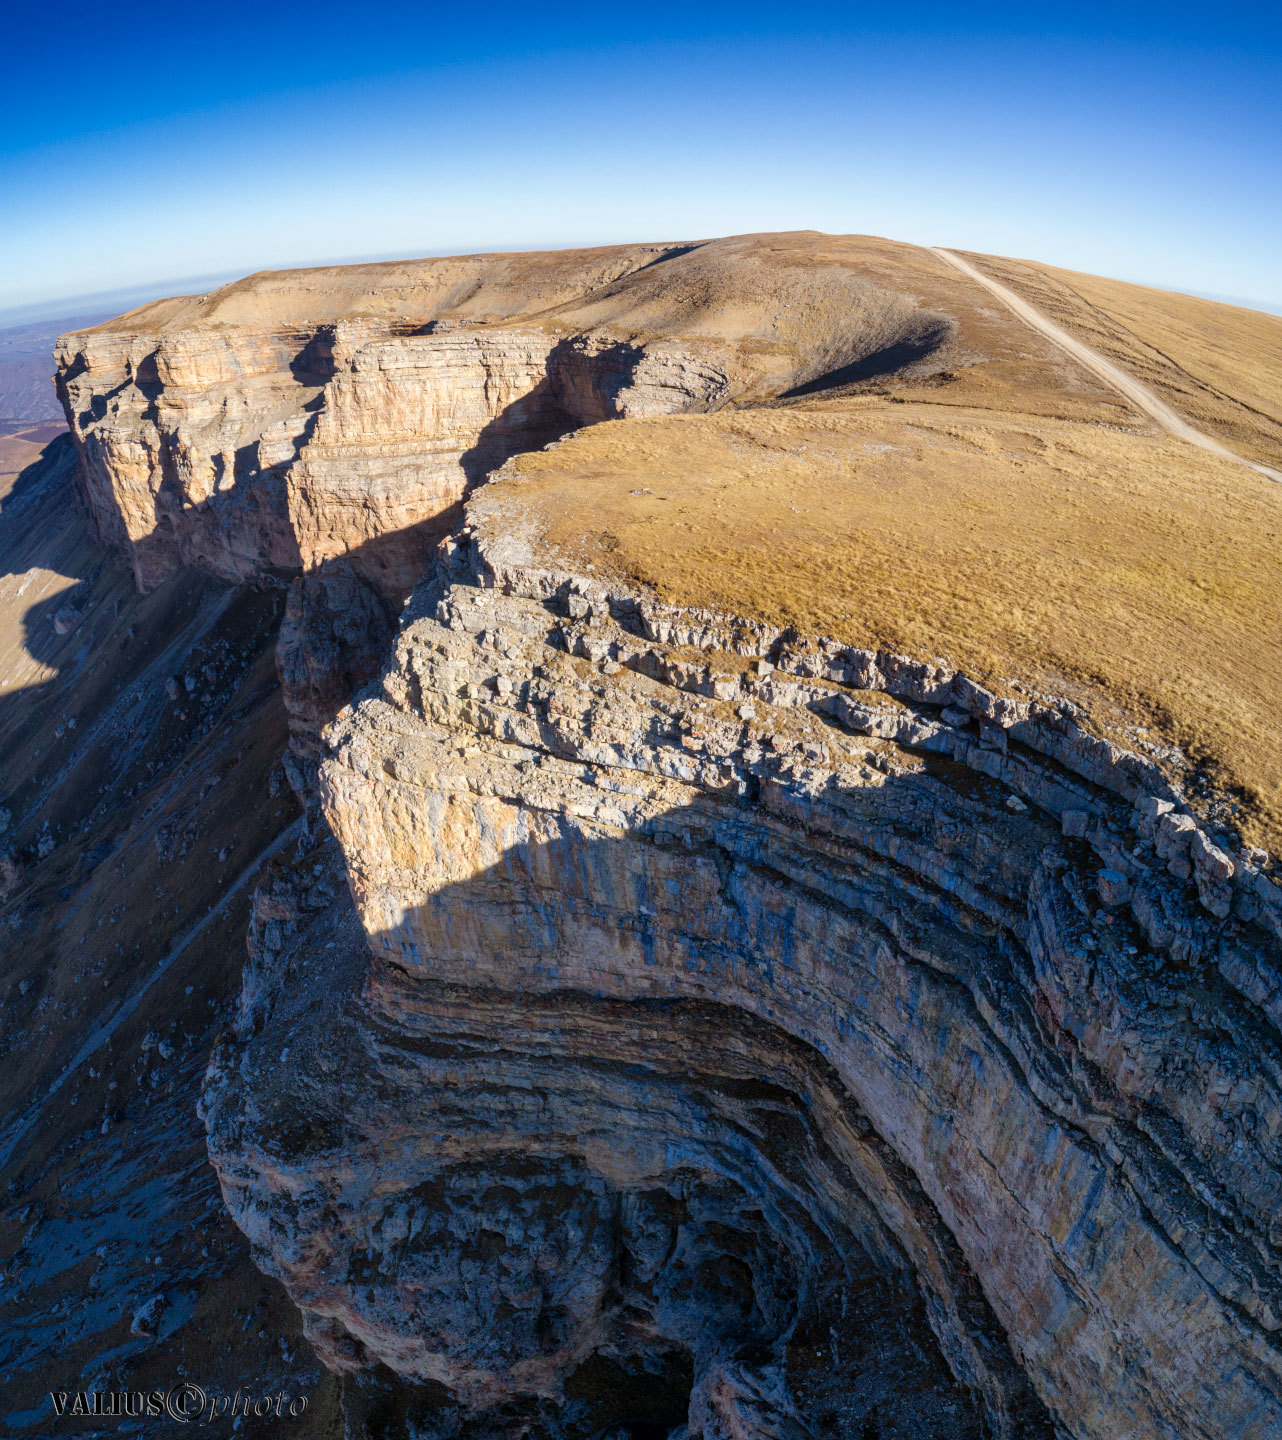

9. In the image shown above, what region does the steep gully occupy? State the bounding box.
[48,305,1282,1440]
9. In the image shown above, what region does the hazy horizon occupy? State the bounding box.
[5,234,1282,335]
[2,3,1279,318]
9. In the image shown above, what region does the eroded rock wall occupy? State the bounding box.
[54,320,730,794]
[200,499,1282,1439]
[53,324,731,604]
[51,252,1282,1439]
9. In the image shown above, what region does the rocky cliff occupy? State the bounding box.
[53,278,733,789]
[46,233,1282,1439]
[201,503,1282,1440]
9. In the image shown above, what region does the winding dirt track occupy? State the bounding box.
[931,246,1282,484]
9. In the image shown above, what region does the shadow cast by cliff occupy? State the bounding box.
[202,787,1061,1440]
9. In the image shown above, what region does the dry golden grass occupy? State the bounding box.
[963,252,1282,470]
[497,399,1282,847]
[81,233,1282,841]
[85,232,1140,428]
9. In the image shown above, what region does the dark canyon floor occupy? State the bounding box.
[0,426,341,1434]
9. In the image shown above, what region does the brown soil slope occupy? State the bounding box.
[509,402,1281,844]
[0,433,340,1433]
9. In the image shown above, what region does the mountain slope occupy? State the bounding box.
[959,250,1282,472]
[4,231,1278,1440]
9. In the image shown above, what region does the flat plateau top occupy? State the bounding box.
[89,232,1282,844]
[468,240,1282,846]
[90,231,1282,463]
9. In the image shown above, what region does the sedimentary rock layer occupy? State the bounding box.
[53,322,730,600]
[54,300,732,790]
[200,493,1282,1438]
[52,233,1282,1439]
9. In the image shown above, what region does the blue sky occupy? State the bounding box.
[3,2,1279,321]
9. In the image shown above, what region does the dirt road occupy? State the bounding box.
[931,247,1282,484]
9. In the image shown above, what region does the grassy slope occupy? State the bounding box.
[496,396,1282,849]
[961,252,1282,471]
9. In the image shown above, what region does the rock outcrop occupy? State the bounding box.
[54,304,732,793]
[49,233,1282,1439]
[199,488,1282,1438]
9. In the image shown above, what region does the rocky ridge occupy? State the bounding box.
[47,235,1282,1439]
[204,487,1282,1438]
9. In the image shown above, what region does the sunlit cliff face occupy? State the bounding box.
[203,516,1282,1439]
[47,234,1282,1440]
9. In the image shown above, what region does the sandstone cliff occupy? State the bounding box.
[45,233,1282,1440]
[53,266,738,789]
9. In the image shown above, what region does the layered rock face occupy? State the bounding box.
[53,318,731,604]
[206,833,1038,1439]
[201,498,1282,1439]
[53,235,1282,1439]
[55,317,728,787]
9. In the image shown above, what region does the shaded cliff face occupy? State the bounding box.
[44,233,1282,1439]
[203,835,1046,1440]
[198,507,1282,1439]
[0,431,340,1433]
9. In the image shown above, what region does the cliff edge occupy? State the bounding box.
[44,232,1282,1440]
